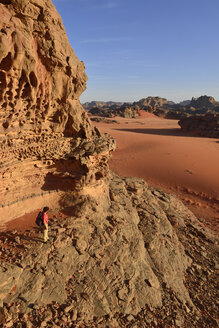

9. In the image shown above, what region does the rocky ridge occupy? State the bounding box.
[85,95,219,124]
[83,101,124,110]
[0,173,218,327]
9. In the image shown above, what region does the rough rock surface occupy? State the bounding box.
[178,113,219,138]
[0,0,90,137]
[0,0,115,221]
[0,174,218,327]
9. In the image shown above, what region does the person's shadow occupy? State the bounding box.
[0,229,43,246]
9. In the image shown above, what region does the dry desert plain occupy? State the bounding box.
[93,111,219,234]
[1,112,218,234]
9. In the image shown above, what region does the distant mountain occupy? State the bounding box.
[133,96,172,109]
[83,101,124,109]
[178,100,191,106]
[84,95,219,120]
[190,95,218,109]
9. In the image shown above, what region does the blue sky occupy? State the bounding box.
[52,0,219,103]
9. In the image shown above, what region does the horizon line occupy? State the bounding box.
[81,94,219,104]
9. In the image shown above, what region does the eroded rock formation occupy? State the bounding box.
[0,174,218,327]
[0,0,115,221]
[0,0,90,137]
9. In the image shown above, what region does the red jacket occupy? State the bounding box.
[42,212,48,225]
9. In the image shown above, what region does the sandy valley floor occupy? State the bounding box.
[1,113,218,233]
[93,112,219,233]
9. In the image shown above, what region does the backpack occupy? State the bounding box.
[36,211,43,226]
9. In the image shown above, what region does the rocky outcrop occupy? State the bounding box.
[91,117,119,124]
[87,107,116,118]
[0,132,115,222]
[86,96,219,120]
[83,101,123,109]
[190,95,218,109]
[133,96,171,111]
[87,106,139,119]
[0,0,115,221]
[0,174,217,327]
[117,106,139,118]
[178,113,219,138]
[156,108,189,120]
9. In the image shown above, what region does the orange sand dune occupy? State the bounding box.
[94,115,219,233]
[137,110,160,118]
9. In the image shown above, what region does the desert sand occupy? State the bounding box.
[1,113,218,233]
[93,112,219,232]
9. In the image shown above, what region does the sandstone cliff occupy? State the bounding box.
[0,0,115,221]
[0,0,90,137]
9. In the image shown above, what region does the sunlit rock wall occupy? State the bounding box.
[0,0,115,222]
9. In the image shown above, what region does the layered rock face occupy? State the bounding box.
[0,0,115,221]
